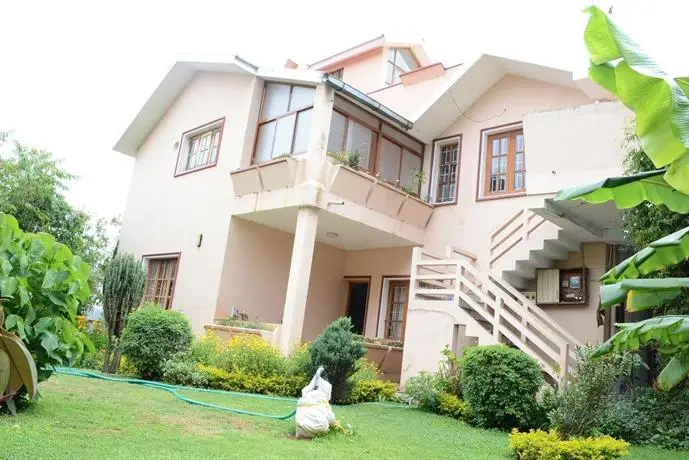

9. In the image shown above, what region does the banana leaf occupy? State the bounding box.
[600,278,689,310]
[600,226,689,283]
[592,315,689,358]
[584,6,689,195]
[555,169,689,213]
[657,356,689,391]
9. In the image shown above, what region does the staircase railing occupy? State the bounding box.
[489,208,547,269]
[410,247,579,382]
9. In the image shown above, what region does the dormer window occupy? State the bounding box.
[385,48,419,85]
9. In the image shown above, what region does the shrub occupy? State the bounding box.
[346,379,397,404]
[438,392,469,420]
[508,429,629,460]
[214,334,287,377]
[549,346,640,439]
[404,372,443,412]
[116,355,139,376]
[437,347,462,398]
[461,345,543,430]
[307,317,366,403]
[197,364,306,397]
[0,213,92,382]
[349,358,380,383]
[189,331,225,365]
[600,386,689,450]
[74,321,108,370]
[120,304,193,380]
[101,253,146,373]
[162,354,209,387]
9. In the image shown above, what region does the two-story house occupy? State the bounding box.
[114,35,630,384]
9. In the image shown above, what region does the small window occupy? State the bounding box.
[432,139,460,204]
[386,48,419,85]
[536,268,588,305]
[175,119,224,175]
[484,128,525,196]
[142,255,179,309]
[254,83,315,163]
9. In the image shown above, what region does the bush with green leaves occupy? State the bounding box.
[600,386,689,450]
[0,212,92,382]
[437,392,469,420]
[404,372,443,412]
[549,346,640,439]
[197,363,306,396]
[508,429,629,460]
[461,345,543,430]
[161,353,209,387]
[346,379,397,404]
[307,317,366,403]
[437,346,462,398]
[101,253,146,373]
[120,303,193,380]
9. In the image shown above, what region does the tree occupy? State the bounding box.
[556,6,689,390]
[0,132,114,312]
[101,253,146,373]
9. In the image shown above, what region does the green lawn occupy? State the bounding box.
[0,375,683,459]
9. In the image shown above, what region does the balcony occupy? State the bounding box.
[229,156,433,249]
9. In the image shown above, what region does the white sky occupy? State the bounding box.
[1,0,687,222]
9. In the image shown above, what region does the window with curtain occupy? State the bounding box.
[485,128,525,196]
[385,48,419,85]
[142,256,179,309]
[254,84,315,163]
[175,119,224,175]
[326,96,425,194]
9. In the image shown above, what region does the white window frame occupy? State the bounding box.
[429,136,461,204]
[477,122,524,199]
[175,118,224,176]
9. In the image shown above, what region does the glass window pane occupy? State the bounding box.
[378,138,401,183]
[260,84,290,120]
[514,172,524,190]
[515,152,524,171]
[255,121,276,163]
[500,137,508,154]
[516,134,524,152]
[327,111,346,153]
[492,139,500,157]
[392,67,402,84]
[289,86,315,111]
[346,120,375,171]
[381,125,423,153]
[292,109,312,154]
[333,96,378,127]
[491,157,499,174]
[272,114,296,157]
[499,156,507,173]
[395,48,417,72]
[400,150,421,189]
[386,62,395,84]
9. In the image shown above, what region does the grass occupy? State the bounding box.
[0,375,684,459]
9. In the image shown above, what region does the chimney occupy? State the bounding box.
[284,59,299,69]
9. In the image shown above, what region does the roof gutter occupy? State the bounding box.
[323,75,414,131]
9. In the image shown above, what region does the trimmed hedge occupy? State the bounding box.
[197,364,306,397]
[346,379,397,404]
[509,429,629,460]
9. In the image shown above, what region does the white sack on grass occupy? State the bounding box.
[295,366,336,438]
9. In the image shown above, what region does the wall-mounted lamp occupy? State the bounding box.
[326,232,338,239]
[197,233,203,248]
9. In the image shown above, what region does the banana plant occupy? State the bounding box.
[0,306,39,414]
[556,6,689,390]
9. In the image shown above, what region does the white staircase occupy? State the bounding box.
[408,245,581,383]
[489,208,583,290]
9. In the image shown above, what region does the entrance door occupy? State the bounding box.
[385,280,409,341]
[346,281,369,335]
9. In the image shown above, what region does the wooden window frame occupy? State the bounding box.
[476,122,527,201]
[141,253,181,309]
[536,267,588,306]
[330,68,344,79]
[429,134,462,205]
[384,280,410,340]
[174,118,225,177]
[251,83,316,164]
[329,98,425,194]
[385,48,421,86]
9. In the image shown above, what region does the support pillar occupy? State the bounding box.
[280,206,319,355]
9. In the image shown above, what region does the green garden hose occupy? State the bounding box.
[54,367,297,420]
